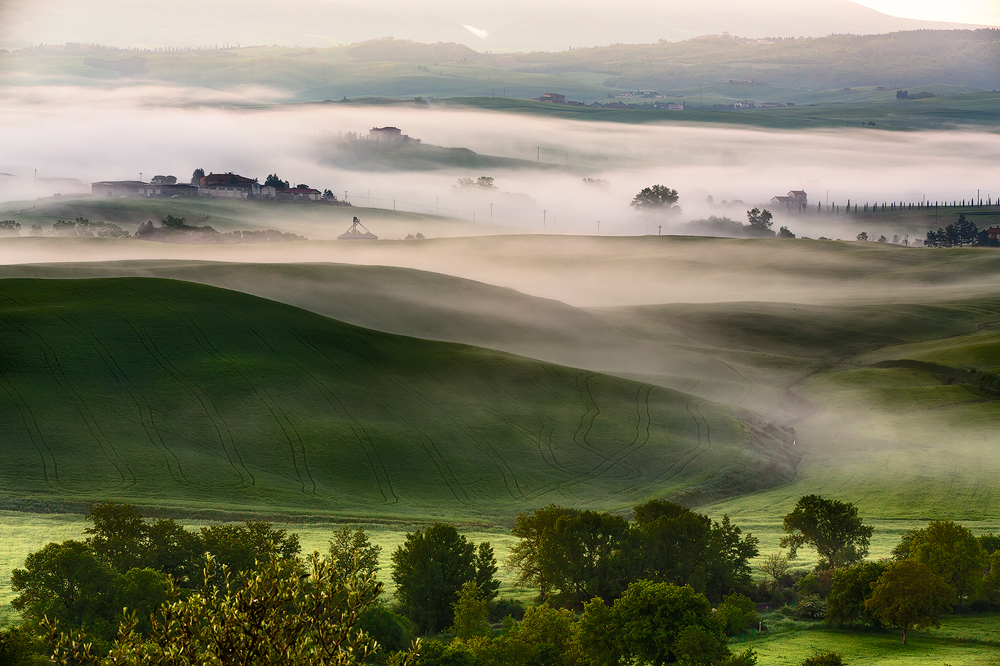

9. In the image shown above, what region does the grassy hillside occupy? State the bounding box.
[0,277,796,521]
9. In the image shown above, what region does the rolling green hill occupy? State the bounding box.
[0,277,796,522]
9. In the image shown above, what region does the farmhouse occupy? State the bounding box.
[770,190,808,208]
[276,187,321,201]
[537,92,566,103]
[199,172,260,199]
[986,227,1000,245]
[91,180,198,198]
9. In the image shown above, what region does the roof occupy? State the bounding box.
[92,180,146,186]
[278,187,321,194]
[789,190,807,195]
[201,172,257,187]
[371,126,401,132]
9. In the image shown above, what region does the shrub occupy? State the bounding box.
[801,652,844,666]
[716,594,759,635]
[794,594,827,619]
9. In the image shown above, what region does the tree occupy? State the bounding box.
[84,502,148,573]
[200,520,301,577]
[610,580,726,666]
[866,559,956,645]
[0,625,35,666]
[451,582,490,640]
[780,495,873,570]
[161,215,187,229]
[757,552,791,592]
[390,523,497,633]
[746,208,773,231]
[901,520,986,608]
[44,552,401,666]
[328,526,382,584]
[508,505,580,602]
[323,189,335,199]
[856,232,869,242]
[11,540,121,642]
[190,168,205,185]
[825,561,888,628]
[142,518,204,588]
[631,185,679,211]
[265,173,290,189]
[296,183,310,189]
[715,594,758,636]
[777,226,795,238]
[473,542,500,602]
[801,653,844,666]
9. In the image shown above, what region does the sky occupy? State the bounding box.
[853,0,1000,25]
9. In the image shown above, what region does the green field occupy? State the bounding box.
[0,277,798,522]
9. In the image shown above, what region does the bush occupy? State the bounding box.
[489,597,526,622]
[716,594,759,635]
[801,652,845,666]
[794,595,827,619]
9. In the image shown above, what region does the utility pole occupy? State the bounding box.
[344,191,348,202]
[537,147,540,163]
[658,224,662,236]
[490,203,493,221]
[543,209,547,230]
[597,220,600,235]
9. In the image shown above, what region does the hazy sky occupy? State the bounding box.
[853,0,999,24]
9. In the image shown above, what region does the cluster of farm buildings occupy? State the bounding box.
[92,173,327,201]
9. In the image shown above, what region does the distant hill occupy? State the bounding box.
[0,277,797,521]
[4,30,997,102]
[0,0,992,52]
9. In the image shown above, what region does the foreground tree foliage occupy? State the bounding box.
[780,495,873,569]
[44,552,413,666]
[824,561,888,629]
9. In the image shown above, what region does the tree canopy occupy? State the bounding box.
[630,185,679,211]
[865,559,956,645]
[780,495,873,569]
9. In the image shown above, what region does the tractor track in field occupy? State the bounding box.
[649,400,712,486]
[0,367,58,486]
[552,383,653,497]
[114,303,251,487]
[0,302,135,488]
[235,297,401,503]
[176,308,314,495]
[456,422,524,501]
[236,295,481,506]
[61,313,189,486]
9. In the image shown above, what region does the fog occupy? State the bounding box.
[1,83,997,242]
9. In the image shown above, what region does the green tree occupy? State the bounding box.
[856,232,869,242]
[190,168,204,185]
[44,552,400,666]
[11,540,121,642]
[329,526,382,583]
[906,520,986,608]
[450,582,490,640]
[865,559,956,645]
[84,502,148,573]
[574,598,617,666]
[610,580,726,666]
[777,226,795,238]
[631,185,679,211]
[757,552,791,592]
[0,625,34,666]
[671,625,729,666]
[390,523,497,633]
[161,215,187,229]
[825,561,888,628]
[508,505,580,602]
[473,542,501,602]
[800,653,844,666]
[200,520,301,577]
[780,495,873,570]
[715,594,758,636]
[142,518,204,588]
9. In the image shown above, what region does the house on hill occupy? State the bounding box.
[92,180,197,198]
[537,92,566,103]
[276,187,321,201]
[771,190,808,209]
[368,127,419,143]
[199,172,260,199]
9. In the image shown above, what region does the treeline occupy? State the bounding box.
[2,499,763,666]
[923,214,991,247]
[2,215,306,244]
